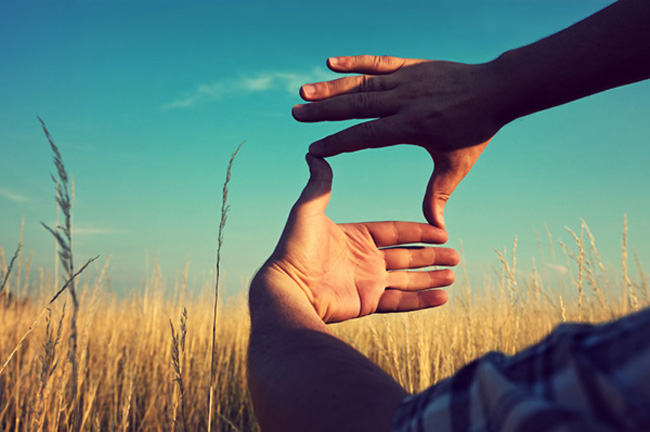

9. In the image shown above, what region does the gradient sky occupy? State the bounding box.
[2,0,649,299]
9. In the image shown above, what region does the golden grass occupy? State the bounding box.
[1,219,647,431]
[1,277,255,432]
[1,121,647,431]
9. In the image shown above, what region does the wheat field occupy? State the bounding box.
[1,126,648,431]
[1,219,648,432]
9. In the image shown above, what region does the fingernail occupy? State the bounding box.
[292,104,306,117]
[309,142,324,155]
[328,57,339,67]
[302,84,315,97]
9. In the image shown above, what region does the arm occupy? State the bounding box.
[248,271,408,432]
[247,155,459,432]
[293,0,650,228]
[496,0,650,123]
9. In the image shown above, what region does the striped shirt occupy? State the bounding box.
[392,307,650,432]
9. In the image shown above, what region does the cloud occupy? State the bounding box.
[74,226,128,236]
[243,76,274,91]
[0,187,30,203]
[161,68,334,111]
[545,263,569,275]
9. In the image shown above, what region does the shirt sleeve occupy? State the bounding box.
[392,307,650,432]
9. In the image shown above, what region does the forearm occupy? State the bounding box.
[247,268,407,432]
[490,0,650,125]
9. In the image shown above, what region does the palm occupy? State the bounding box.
[290,216,390,322]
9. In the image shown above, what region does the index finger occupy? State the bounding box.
[356,221,449,247]
[308,116,407,157]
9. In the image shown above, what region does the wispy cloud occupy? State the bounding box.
[74,226,129,236]
[0,187,30,203]
[162,68,333,111]
[545,263,569,275]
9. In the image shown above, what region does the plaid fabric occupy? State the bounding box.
[392,307,650,432]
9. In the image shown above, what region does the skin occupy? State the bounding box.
[248,155,459,432]
[293,0,650,229]
[250,1,650,430]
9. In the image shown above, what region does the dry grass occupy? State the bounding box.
[1,122,647,431]
[0,276,255,432]
[1,218,647,431]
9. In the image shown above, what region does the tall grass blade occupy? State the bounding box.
[208,141,243,432]
[0,244,20,299]
[38,117,82,432]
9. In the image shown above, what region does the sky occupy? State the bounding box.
[2,0,649,300]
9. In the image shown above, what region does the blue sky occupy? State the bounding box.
[2,0,649,299]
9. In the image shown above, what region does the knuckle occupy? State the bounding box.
[380,55,404,71]
[359,55,374,67]
[353,92,371,114]
[328,78,347,96]
[408,250,416,268]
[449,250,460,266]
[379,55,393,67]
[359,75,372,92]
[356,121,376,144]
[438,269,455,286]
[435,191,451,203]
[425,247,437,265]
[321,81,334,97]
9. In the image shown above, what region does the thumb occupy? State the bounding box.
[423,162,458,229]
[294,154,333,215]
[423,143,489,228]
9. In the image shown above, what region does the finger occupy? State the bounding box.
[293,91,398,122]
[377,289,448,313]
[293,154,333,215]
[387,269,455,291]
[299,74,397,102]
[422,161,458,229]
[327,55,409,75]
[307,116,405,157]
[382,247,459,270]
[423,143,489,228]
[361,221,448,247]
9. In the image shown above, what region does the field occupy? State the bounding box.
[1,220,648,432]
[2,126,648,431]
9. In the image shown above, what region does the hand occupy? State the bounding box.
[260,154,459,324]
[292,55,506,228]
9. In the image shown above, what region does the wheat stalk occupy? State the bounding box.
[622,214,638,311]
[634,250,649,303]
[0,243,21,300]
[564,225,586,319]
[38,117,84,432]
[32,304,66,431]
[170,307,188,432]
[208,141,243,432]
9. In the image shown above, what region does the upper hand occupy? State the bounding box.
[292,55,505,228]
[260,154,459,324]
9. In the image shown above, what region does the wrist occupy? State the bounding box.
[483,51,531,127]
[249,265,328,332]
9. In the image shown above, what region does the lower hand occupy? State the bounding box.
[258,154,459,324]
